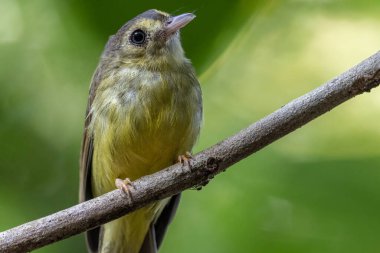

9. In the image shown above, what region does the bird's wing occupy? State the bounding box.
[79,65,104,253]
[139,194,181,253]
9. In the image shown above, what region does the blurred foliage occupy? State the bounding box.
[1,0,380,252]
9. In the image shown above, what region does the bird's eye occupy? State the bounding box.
[130,29,147,45]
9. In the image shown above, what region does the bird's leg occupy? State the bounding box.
[178,151,193,170]
[115,177,135,202]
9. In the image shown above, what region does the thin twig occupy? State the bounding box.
[1,51,380,253]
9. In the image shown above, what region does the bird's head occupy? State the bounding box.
[103,9,195,69]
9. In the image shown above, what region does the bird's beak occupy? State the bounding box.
[165,13,196,36]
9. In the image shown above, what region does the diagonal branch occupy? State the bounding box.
[1,51,380,253]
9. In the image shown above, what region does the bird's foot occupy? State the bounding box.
[178,151,193,171]
[115,177,135,202]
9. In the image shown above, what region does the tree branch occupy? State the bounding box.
[1,51,380,253]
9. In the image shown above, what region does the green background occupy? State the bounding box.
[1,0,380,252]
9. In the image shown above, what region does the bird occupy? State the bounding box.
[79,9,202,253]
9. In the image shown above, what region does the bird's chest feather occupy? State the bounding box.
[90,68,201,195]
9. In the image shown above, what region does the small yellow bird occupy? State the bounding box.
[79,9,202,253]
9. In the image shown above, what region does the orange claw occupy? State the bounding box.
[178,151,193,168]
[115,177,135,202]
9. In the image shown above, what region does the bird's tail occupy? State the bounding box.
[99,206,155,253]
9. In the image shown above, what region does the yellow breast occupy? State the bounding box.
[90,65,202,197]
